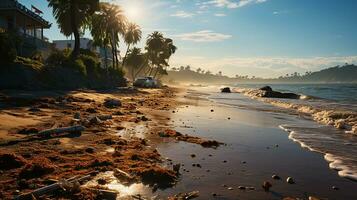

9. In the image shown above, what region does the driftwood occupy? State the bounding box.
[38,125,85,137]
[15,175,92,200]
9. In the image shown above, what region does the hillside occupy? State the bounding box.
[163,64,357,84]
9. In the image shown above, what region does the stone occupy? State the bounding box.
[262,181,272,191]
[85,147,95,154]
[74,112,81,120]
[221,87,231,93]
[104,98,121,108]
[190,154,196,158]
[238,186,246,190]
[86,108,97,113]
[260,86,273,92]
[286,177,295,184]
[272,175,281,180]
[332,186,339,190]
[227,187,233,190]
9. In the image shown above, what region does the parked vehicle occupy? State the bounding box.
[133,77,158,88]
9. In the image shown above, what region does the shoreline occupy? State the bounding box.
[0,86,356,199]
[0,86,220,199]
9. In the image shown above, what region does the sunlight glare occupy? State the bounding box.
[124,4,141,21]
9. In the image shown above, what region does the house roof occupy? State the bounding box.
[0,0,51,28]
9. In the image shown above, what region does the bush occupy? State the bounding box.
[0,33,18,64]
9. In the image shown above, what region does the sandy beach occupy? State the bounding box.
[0,86,356,200]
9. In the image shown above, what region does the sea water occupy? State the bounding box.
[207,83,357,181]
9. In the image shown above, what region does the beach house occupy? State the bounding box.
[0,0,51,56]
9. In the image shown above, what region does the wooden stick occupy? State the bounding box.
[38,125,85,137]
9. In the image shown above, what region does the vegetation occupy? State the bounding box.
[48,0,99,59]
[0,1,177,90]
[164,64,357,84]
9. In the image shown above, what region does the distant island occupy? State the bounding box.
[163,64,357,84]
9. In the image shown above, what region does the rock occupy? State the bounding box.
[260,86,273,92]
[190,154,196,158]
[74,112,81,120]
[0,153,27,170]
[28,107,41,112]
[212,193,217,196]
[97,178,107,185]
[247,186,255,190]
[286,177,295,184]
[173,164,181,174]
[18,128,39,135]
[141,116,149,121]
[86,108,97,113]
[210,109,214,112]
[85,147,95,154]
[200,140,221,148]
[89,116,102,125]
[332,186,339,190]
[221,87,231,93]
[227,187,233,190]
[238,186,246,190]
[104,98,121,108]
[262,181,272,191]
[309,196,322,200]
[272,175,281,180]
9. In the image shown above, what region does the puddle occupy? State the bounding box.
[84,171,155,199]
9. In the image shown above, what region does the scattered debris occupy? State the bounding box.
[38,125,85,137]
[169,191,199,200]
[0,153,27,170]
[286,177,295,184]
[104,98,122,108]
[262,181,272,191]
[272,174,281,180]
[221,87,231,93]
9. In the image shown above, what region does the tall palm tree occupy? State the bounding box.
[48,0,99,59]
[145,31,165,76]
[125,47,145,80]
[122,23,142,67]
[89,2,127,69]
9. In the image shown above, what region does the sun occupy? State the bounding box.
[124,4,141,21]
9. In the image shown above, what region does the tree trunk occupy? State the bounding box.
[122,44,130,68]
[104,47,108,70]
[70,1,80,59]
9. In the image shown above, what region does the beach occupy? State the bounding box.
[0,86,356,199]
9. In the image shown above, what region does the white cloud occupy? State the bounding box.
[171,55,357,78]
[198,0,268,9]
[171,10,195,18]
[175,30,232,42]
[214,13,227,17]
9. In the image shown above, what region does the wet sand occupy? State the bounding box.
[0,87,356,199]
[154,90,357,199]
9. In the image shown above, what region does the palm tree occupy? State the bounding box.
[48,0,99,59]
[89,2,127,69]
[145,31,165,76]
[122,23,142,67]
[126,47,145,80]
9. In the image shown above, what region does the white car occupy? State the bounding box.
[133,77,158,88]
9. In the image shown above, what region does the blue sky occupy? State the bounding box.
[20,0,357,77]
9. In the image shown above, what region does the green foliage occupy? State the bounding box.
[30,51,44,63]
[0,33,18,64]
[15,57,44,71]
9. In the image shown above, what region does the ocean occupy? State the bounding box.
[206,83,357,181]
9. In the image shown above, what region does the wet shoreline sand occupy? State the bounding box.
[0,87,356,199]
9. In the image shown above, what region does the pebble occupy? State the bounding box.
[286,177,295,184]
[227,187,233,190]
[212,193,217,197]
[332,186,339,190]
[210,109,214,112]
[223,160,227,163]
[262,181,272,191]
[241,161,246,164]
[238,186,246,190]
[190,154,196,158]
[272,175,281,180]
[247,186,255,190]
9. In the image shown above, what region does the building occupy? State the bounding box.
[0,0,51,56]
[53,38,95,51]
[53,38,113,67]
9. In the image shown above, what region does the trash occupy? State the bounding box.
[169,191,199,200]
[38,125,85,137]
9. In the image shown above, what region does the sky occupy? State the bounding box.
[19,0,357,78]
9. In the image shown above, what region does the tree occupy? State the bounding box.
[48,0,99,59]
[125,47,146,80]
[89,2,127,69]
[145,32,177,78]
[122,23,142,67]
[196,68,201,73]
